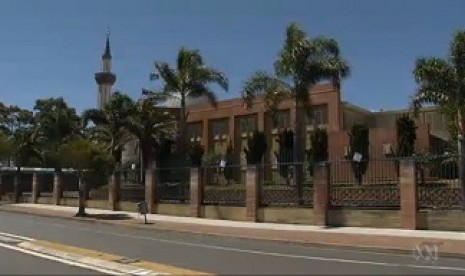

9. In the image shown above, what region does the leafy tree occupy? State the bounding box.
[33,98,82,169]
[396,115,417,157]
[306,128,328,176]
[244,131,267,165]
[223,142,235,184]
[188,141,204,167]
[241,22,349,198]
[58,139,115,217]
[275,129,294,183]
[348,124,369,185]
[83,92,135,166]
[0,132,14,164]
[142,48,229,152]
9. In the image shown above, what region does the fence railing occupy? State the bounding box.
[201,165,246,206]
[156,167,190,203]
[1,154,464,210]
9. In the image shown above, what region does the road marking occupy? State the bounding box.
[0,241,123,275]
[37,221,465,272]
[0,231,207,275]
[3,213,465,272]
[0,231,35,241]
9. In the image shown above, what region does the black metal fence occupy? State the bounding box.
[156,167,190,203]
[259,163,313,207]
[329,159,401,209]
[201,165,246,206]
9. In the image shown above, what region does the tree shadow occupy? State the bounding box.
[84,213,132,220]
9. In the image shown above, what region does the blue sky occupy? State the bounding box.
[0,0,464,113]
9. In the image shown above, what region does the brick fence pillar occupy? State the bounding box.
[246,166,259,222]
[145,169,158,214]
[32,172,40,204]
[108,172,121,211]
[313,162,330,226]
[400,159,418,230]
[52,172,63,205]
[190,168,202,217]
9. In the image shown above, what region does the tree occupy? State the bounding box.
[188,142,204,167]
[241,22,349,201]
[275,129,294,184]
[142,47,229,152]
[223,142,235,184]
[58,139,115,217]
[306,127,328,176]
[348,124,369,185]
[396,115,417,157]
[83,92,135,166]
[33,98,82,169]
[410,30,465,208]
[125,97,174,181]
[244,131,267,165]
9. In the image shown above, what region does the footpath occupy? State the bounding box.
[2,203,465,258]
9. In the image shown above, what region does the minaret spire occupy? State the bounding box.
[102,27,112,59]
[95,27,116,109]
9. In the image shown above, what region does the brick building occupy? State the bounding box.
[184,82,448,164]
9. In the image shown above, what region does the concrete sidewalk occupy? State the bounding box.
[2,203,465,258]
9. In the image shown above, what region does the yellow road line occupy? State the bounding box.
[31,240,210,275]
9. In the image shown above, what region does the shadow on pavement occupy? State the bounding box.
[85,213,133,220]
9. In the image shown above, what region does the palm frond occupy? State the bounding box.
[241,71,292,112]
[193,66,229,91]
[190,84,218,107]
[154,62,180,91]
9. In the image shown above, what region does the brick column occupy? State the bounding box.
[246,166,259,222]
[145,169,158,214]
[190,168,202,217]
[400,160,418,230]
[52,172,62,205]
[108,172,121,211]
[313,162,330,226]
[32,173,40,204]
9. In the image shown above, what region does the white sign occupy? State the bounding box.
[219,160,226,168]
[353,152,363,162]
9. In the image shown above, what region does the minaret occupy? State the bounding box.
[95,28,116,109]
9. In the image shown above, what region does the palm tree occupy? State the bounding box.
[125,97,175,172]
[142,47,229,152]
[411,30,465,208]
[82,92,136,166]
[241,22,349,201]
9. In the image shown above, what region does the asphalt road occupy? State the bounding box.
[0,210,465,275]
[0,246,101,275]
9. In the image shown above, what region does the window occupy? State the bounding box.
[307,105,328,125]
[239,116,256,133]
[212,119,229,138]
[187,123,202,140]
[272,110,290,129]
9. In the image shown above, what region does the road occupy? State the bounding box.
[0,210,465,275]
[0,246,100,275]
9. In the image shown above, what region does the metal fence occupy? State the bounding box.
[156,167,190,203]
[329,159,401,209]
[417,154,463,209]
[259,163,313,207]
[202,165,246,206]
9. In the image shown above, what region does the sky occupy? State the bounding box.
[0,0,464,114]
